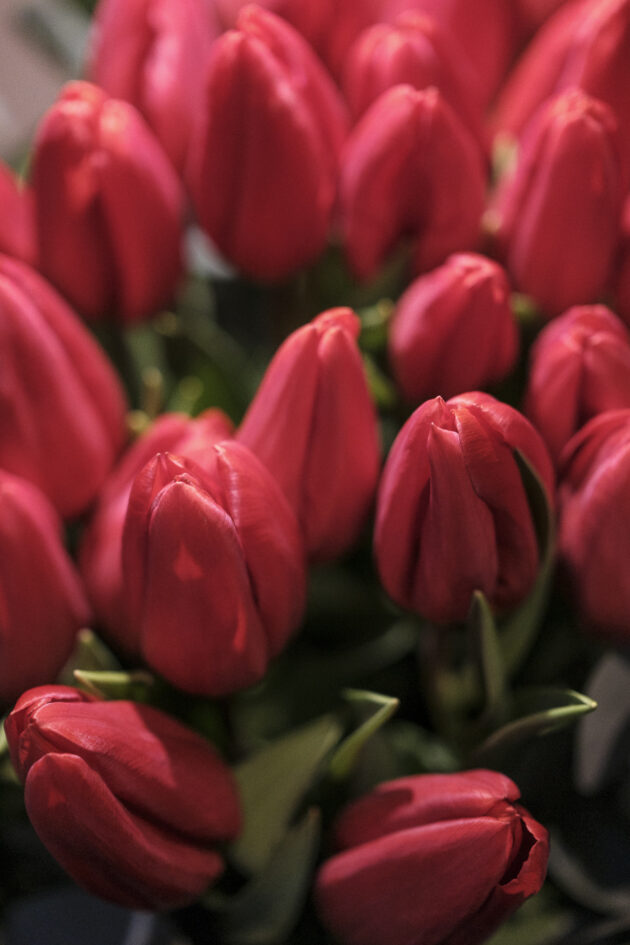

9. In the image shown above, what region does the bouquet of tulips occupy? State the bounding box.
[1,0,630,942]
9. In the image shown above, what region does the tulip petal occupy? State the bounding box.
[25,753,224,910]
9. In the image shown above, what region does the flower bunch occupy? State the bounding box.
[1,1,628,943]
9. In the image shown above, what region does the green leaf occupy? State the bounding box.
[500,449,556,676]
[329,689,399,781]
[59,628,121,683]
[231,714,343,875]
[217,809,321,945]
[473,688,597,767]
[358,300,394,353]
[73,669,155,702]
[362,353,399,410]
[469,591,507,722]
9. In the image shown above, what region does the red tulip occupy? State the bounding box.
[33,81,184,322]
[188,5,348,280]
[237,308,381,563]
[5,685,241,909]
[375,392,554,624]
[525,305,630,462]
[389,253,518,404]
[213,0,384,80]
[316,769,549,945]
[340,84,485,282]
[381,0,519,106]
[0,475,90,705]
[87,0,220,172]
[493,88,626,317]
[122,444,306,695]
[79,409,234,652]
[494,0,630,158]
[342,12,483,143]
[0,255,126,517]
[559,409,630,643]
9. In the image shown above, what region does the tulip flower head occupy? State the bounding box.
[188,5,348,280]
[494,88,626,317]
[237,308,381,563]
[559,409,630,643]
[33,81,184,322]
[389,252,518,404]
[79,409,234,652]
[375,392,554,624]
[0,474,90,705]
[340,84,485,282]
[316,769,549,945]
[342,12,484,144]
[5,686,241,910]
[123,444,306,695]
[524,305,630,462]
[0,255,127,517]
[87,0,220,172]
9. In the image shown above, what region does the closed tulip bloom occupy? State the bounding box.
[494,89,626,317]
[79,409,234,652]
[188,5,348,281]
[123,445,305,695]
[315,769,549,945]
[525,305,630,462]
[5,685,241,909]
[340,85,485,282]
[375,393,554,624]
[382,0,518,106]
[559,409,630,642]
[0,475,90,705]
[342,13,483,141]
[87,0,219,172]
[213,0,383,80]
[237,308,381,563]
[494,0,630,156]
[0,162,35,264]
[389,253,518,404]
[0,255,126,518]
[33,81,184,322]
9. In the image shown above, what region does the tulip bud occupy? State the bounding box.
[493,89,626,317]
[382,0,518,106]
[559,409,630,643]
[342,13,484,144]
[213,0,383,80]
[32,81,184,322]
[87,0,220,172]
[187,5,348,281]
[122,444,306,695]
[0,475,90,705]
[524,305,630,462]
[237,308,381,563]
[494,0,630,157]
[0,161,35,264]
[340,84,485,282]
[389,253,518,404]
[375,392,554,624]
[5,685,241,909]
[79,409,234,653]
[0,255,126,518]
[316,769,549,945]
